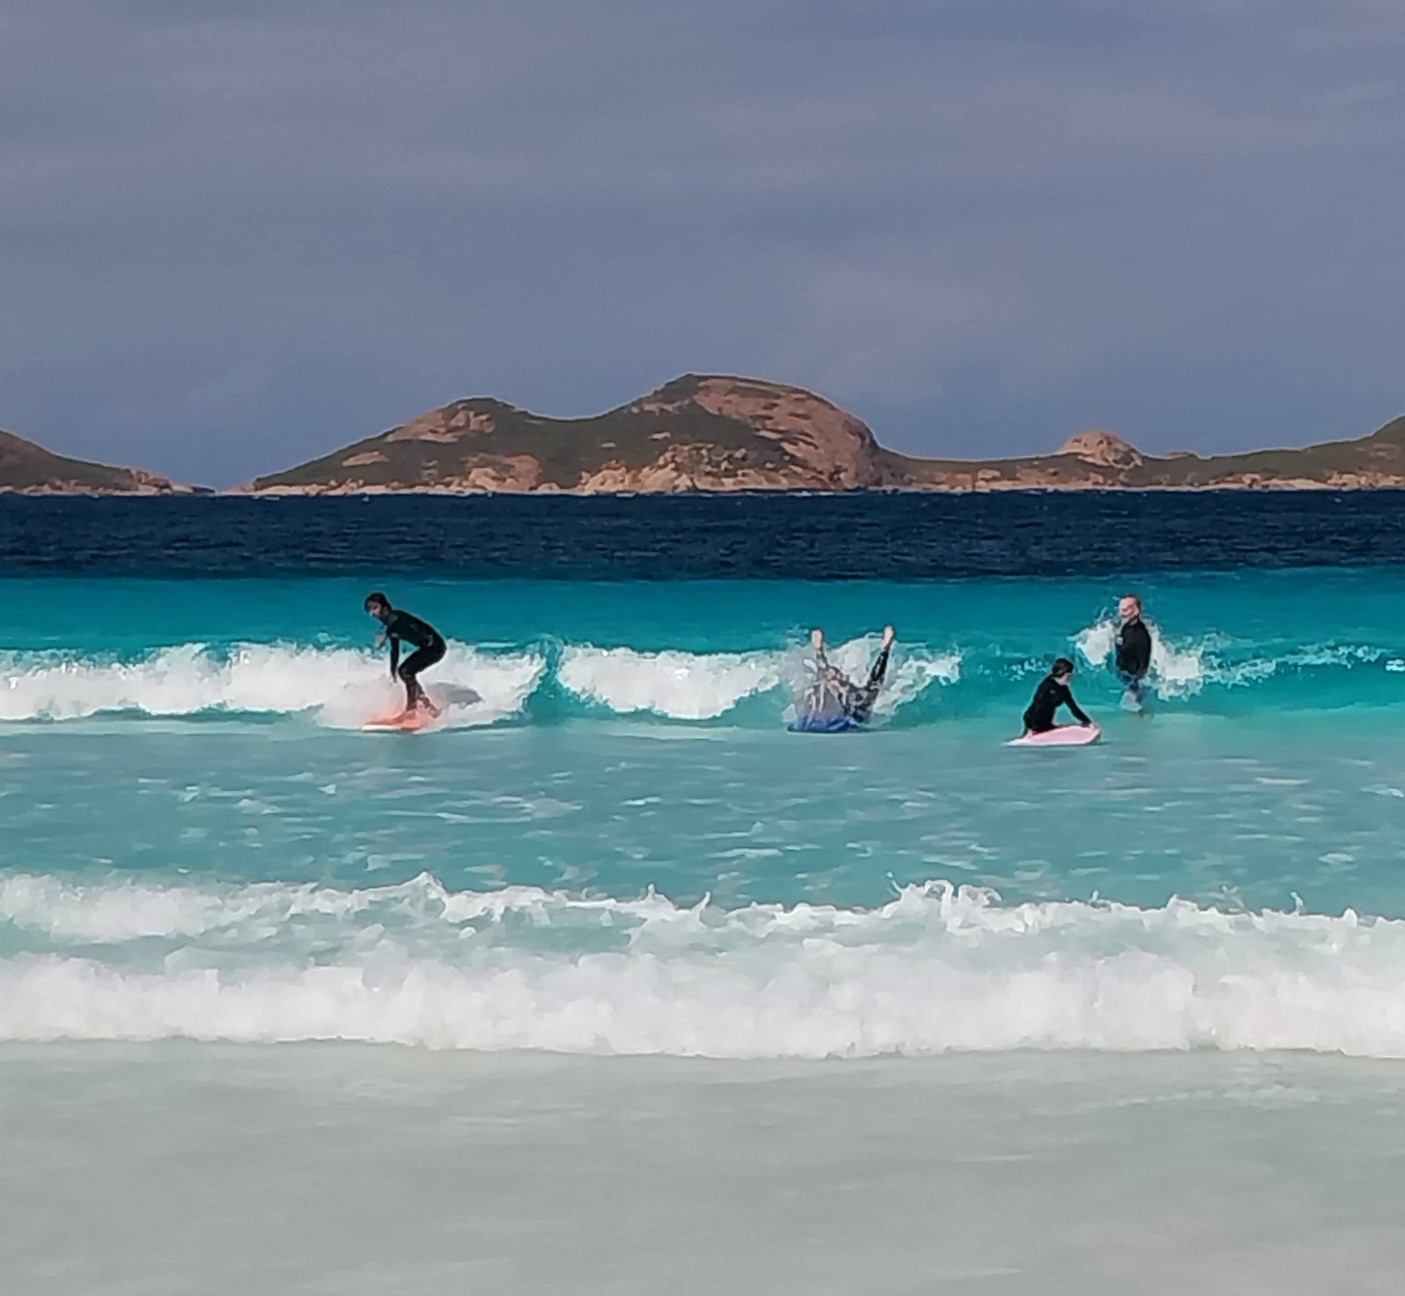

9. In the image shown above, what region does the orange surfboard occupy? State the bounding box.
[362,711,439,733]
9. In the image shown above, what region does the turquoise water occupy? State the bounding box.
[4,569,1405,1056]
[8,498,1405,1292]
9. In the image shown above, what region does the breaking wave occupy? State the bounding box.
[0,642,545,728]
[0,627,1400,727]
[0,636,959,726]
[1074,619,1392,700]
[2,872,1404,1056]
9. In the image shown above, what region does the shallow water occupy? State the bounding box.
[6,1046,1405,1295]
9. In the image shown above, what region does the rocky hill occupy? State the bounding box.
[12,375,1405,496]
[244,374,1405,495]
[0,428,189,495]
[244,375,908,495]
[891,419,1405,491]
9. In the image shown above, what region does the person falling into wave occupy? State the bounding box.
[1114,594,1153,710]
[365,592,445,720]
[1021,657,1093,736]
[794,625,896,731]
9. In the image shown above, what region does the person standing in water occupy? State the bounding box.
[796,626,896,730]
[1114,594,1153,708]
[365,592,445,719]
[1022,657,1093,735]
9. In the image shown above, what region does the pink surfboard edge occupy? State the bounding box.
[362,712,438,733]
[1008,723,1101,747]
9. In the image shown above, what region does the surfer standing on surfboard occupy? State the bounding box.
[365,592,445,720]
[1021,657,1093,736]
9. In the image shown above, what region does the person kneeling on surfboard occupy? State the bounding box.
[365,592,445,720]
[1022,657,1093,735]
[794,626,895,731]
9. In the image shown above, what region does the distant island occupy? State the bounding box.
[0,428,193,495]
[7,373,1405,494]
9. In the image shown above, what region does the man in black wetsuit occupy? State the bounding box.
[365,592,446,718]
[1022,657,1093,735]
[1114,594,1153,708]
[800,626,896,728]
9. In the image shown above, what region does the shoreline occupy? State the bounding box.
[8,480,1405,499]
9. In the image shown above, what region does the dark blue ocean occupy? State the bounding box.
[2,490,1400,575]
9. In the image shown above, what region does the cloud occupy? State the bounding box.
[1,0,1404,482]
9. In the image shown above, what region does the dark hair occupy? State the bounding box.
[1051,657,1075,676]
[364,592,390,612]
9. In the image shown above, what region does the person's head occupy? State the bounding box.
[1051,656,1075,683]
[364,592,392,622]
[824,666,843,684]
[1118,594,1142,624]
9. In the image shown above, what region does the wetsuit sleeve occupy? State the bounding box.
[1132,626,1152,677]
[865,644,892,694]
[1060,684,1092,726]
[386,617,401,677]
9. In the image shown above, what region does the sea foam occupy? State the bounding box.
[0,628,1388,727]
[3,873,1404,1057]
[556,638,959,720]
[0,642,544,727]
[558,646,783,719]
[1074,619,1207,696]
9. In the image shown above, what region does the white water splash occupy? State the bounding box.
[3,872,1405,1057]
[558,646,782,720]
[1075,619,1208,697]
[0,642,545,727]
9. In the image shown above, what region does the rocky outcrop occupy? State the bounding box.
[243,375,909,495]
[18,373,1405,497]
[0,428,191,495]
[1056,430,1143,470]
[231,376,1405,495]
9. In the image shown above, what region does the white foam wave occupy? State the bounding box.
[4,872,1405,1057]
[789,634,961,719]
[1076,620,1211,697]
[856,646,961,715]
[0,642,544,727]
[1076,621,1389,698]
[558,646,781,719]
[1207,643,1387,689]
[558,636,958,721]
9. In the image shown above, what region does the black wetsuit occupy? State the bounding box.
[1022,675,1091,734]
[383,609,445,710]
[803,642,892,726]
[1115,618,1153,701]
[847,642,892,724]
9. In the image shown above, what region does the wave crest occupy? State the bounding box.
[0,642,543,726]
[2,872,1403,1057]
[558,646,782,719]
[0,627,1396,726]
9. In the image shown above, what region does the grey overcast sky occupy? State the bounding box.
[3,0,1405,485]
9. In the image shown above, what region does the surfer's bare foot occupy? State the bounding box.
[810,628,824,652]
[881,625,895,648]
